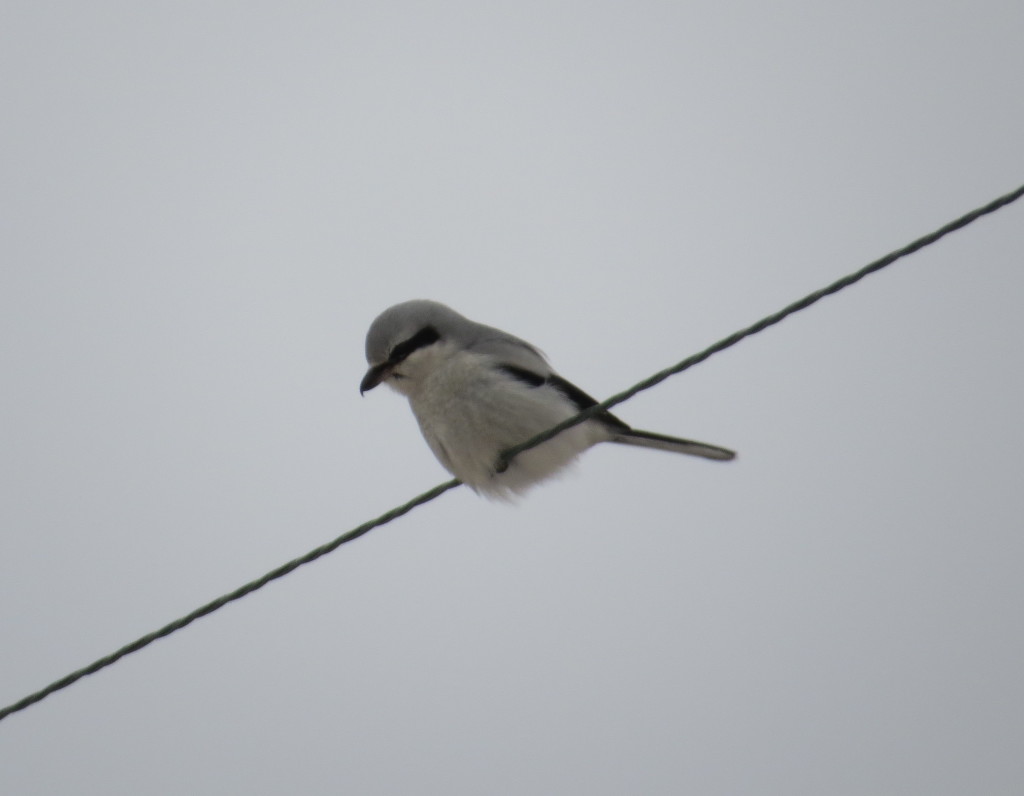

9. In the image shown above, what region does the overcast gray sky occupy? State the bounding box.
[2,3,1023,794]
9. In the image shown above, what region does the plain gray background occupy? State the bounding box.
[2,3,1022,794]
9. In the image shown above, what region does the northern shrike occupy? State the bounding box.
[361,300,735,499]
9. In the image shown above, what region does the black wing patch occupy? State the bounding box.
[497,364,546,388]
[496,366,631,433]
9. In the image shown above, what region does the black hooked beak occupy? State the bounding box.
[360,363,390,394]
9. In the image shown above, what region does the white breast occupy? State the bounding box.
[403,345,610,498]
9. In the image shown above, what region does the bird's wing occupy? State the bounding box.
[493,364,631,434]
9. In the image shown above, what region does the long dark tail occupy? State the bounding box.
[611,429,736,461]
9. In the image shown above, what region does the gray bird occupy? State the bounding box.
[361,300,735,499]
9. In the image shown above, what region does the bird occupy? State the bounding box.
[360,300,735,499]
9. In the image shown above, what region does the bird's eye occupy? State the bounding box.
[388,325,440,363]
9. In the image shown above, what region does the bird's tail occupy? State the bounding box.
[611,429,736,461]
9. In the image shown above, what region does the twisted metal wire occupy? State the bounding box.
[499,183,1024,464]
[2,182,1021,724]
[0,479,461,722]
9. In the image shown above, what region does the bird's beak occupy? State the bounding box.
[360,363,389,394]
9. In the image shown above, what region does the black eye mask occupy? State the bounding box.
[388,325,440,364]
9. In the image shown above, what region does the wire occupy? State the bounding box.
[499,182,1024,465]
[1,182,1021,724]
[0,478,462,722]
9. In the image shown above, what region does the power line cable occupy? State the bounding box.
[0,478,461,723]
[1,182,1021,724]
[499,182,1024,465]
